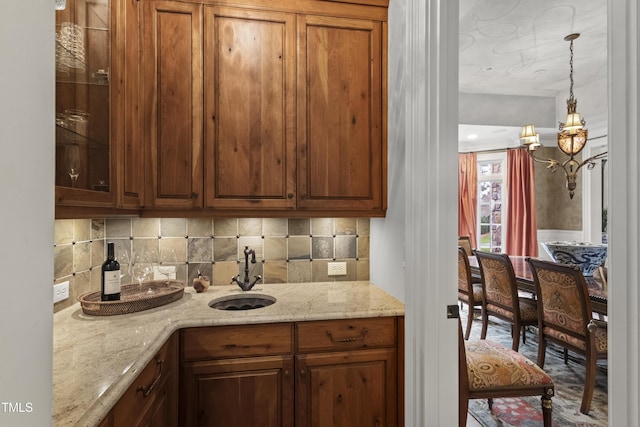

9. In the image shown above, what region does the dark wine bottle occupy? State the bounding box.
[101,242,121,301]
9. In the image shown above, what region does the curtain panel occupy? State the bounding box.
[458,153,478,248]
[506,148,538,256]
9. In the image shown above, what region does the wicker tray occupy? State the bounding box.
[78,280,185,316]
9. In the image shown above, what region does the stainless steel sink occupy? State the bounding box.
[209,294,276,311]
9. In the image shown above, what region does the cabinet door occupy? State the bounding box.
[55,0,116,208]
[141,1,203,209]
[181,355,294,427]
[203,7,296,209]
[297,15,385,213]
[295,349,397,427]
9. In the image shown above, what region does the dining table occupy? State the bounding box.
[468,255,608,316]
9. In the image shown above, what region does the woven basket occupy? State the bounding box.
[78,280,185,316]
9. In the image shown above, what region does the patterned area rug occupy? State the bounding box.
[461,308,608,426]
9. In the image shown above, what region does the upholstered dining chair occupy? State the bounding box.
[526,258,608,415]
[475,251,538,351]
[458,246,483,339]
[458,319,554,427]
[458,235,474,256]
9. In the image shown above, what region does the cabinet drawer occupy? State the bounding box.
[113,333,177,426]
[181,323,294,361]
[296,317,396,353]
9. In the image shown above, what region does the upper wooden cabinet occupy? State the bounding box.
[141,1,204,209]
[55,0,116,208]
[139,0,387,216]
[203,7,297,210]
[297,15,385,212]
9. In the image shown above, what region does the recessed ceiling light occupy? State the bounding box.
[467,134,478,140]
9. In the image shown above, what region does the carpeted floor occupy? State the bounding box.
[461,307,608,426]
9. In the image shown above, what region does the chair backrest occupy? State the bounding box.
[475,251,519,312]
[458,236,473,256]
[526,258,593,341]
[458,246,474,295]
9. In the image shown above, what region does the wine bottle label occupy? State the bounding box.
[103,270,121,295]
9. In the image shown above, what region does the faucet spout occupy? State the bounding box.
[231,246,262,291]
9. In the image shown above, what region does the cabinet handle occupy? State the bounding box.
[300,369,305,377]
[287,193,294,199]
[136,357,164,398]
[191,192,198,198]
[325,328,368,343]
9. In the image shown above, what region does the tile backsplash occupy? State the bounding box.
[53,217,370,312]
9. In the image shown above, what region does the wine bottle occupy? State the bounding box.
[101,242,121,301]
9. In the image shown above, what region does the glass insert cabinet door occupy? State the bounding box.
[55,0,110,192]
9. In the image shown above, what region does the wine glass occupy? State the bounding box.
[116,250,131,283]
[65,144,80,187]
[130,251,153,292]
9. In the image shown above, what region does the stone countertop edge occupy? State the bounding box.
[52,281,405,427]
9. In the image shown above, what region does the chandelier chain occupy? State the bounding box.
[568,39,575,101]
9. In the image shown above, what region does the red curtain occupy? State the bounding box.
[458,153,477,248]
[506,148,538,256]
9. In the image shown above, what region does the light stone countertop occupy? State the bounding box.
[53,281,404,427]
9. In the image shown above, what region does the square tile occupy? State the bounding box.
[312,236,334,259]
[357,236,370,258]
[91,219,105,240]
[335,236,356,259]
[214,237,237,262]
[263,261,287,283]
[288,236,310,260]
[263,218,287,236]
[264,237,286,260]
[54,220,74,245]
[238,218,262,236]
[212,261,238,286]
[357,218,370,235]
[188,218,213,237]
[214,218,238,237]
[335,218,357,235]
[131,218,159,238]
[287,260,312,283]
[106,218,132,238]
[187,238,212,263]
[288,218,310,236]
[160,218,186,237]
[311,218,333,236]
[74,219,91,242]
[312,260,331,282]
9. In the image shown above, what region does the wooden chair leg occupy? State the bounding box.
[581,353,597,414]
[537,337,547,368]
[564,348,569,364]
[480,311,488,339]
[541,388,554,427]
[487,398,493,410]
[511,323,521,351]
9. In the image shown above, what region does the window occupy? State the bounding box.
[477,153,507,253]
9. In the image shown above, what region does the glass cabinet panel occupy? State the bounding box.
[55,0,110,192]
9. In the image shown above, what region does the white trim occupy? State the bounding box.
[608,0,639,424]
[404,0,459,424]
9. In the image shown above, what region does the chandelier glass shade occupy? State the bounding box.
[520,33,607,199]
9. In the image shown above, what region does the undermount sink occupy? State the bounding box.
[209,294,276,311]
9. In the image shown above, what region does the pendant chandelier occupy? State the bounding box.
[520,33,607,199]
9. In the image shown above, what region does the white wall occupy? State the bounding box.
[370,0,406,302]
[0,1,54,426]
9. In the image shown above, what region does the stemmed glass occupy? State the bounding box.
[65,144,80,187]
[131,251,154,292]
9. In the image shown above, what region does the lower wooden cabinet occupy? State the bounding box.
[112,333,179,427]
[179,317,401,427]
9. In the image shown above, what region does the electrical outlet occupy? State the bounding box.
[327,262,347,276]
[53,281,69,303]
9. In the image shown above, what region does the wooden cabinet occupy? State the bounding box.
[295,317,398,427]
[112,333,179,427]
[297,14,386,213]
[203,6,297,210]
[179,317,400,427]
[137,0,387,216]
[55,0,116,209]
[141,1,204,209]
[180,323,295,426]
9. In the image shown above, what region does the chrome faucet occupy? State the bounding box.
[231,246,262,291]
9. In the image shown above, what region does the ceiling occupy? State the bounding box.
[458,0,608,150]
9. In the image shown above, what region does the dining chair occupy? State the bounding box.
[526,258,608,415]
[475,251,538,351]
[458,246,483,339]
[458,235,474,256]
[458,319,554,427]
